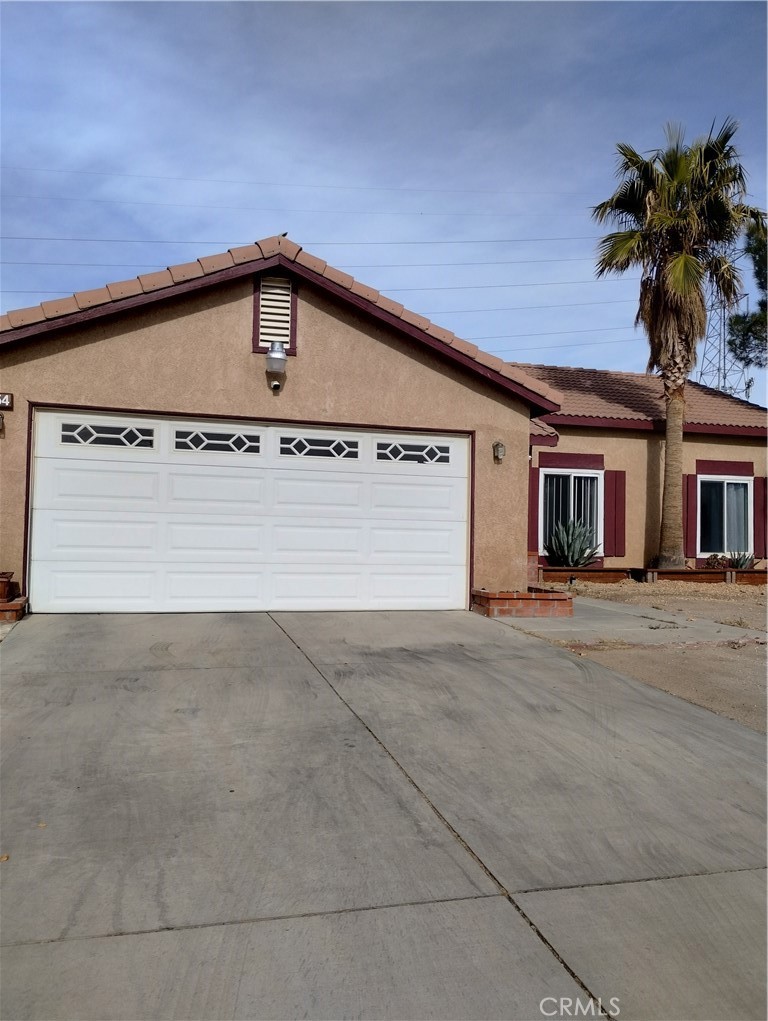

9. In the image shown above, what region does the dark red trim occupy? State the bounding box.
[603,470,626,557]
[541,414,766,438]
[539,555,605,569]
[1,256,282,346]
[530,432,559,447]
[21,401,33,599]
[754,477,767,559]
[0,253,560,416]
[468,432,476,606]
[695,459,754,476]
[251,274,298,356]
[27,400,474,437]
[527,465,539,551]
[683,474,698,558]
[539,452,604,469]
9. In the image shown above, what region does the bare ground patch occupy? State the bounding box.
[542,580,767,731]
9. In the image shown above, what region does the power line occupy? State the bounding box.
[0,234,599,246]
[389,278,637,292]
[0,165,594,197]
[484,337,639,353]
[0,256,598,269]
[3,193,588,219]
[471,325,636,340]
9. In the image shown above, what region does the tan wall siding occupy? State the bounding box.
[0,280,532,596]
[532,429,766,567]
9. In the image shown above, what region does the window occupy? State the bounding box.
[539,470,603,554]
[280,435,359,459]
[376,441,450,464]
[61,423,154,448]
[175,429,260,453]
[698,476,753,555]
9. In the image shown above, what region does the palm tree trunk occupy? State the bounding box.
[657,382,687,567]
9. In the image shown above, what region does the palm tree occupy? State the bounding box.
[593,120,765,568]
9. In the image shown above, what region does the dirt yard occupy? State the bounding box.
[547,580,767,733]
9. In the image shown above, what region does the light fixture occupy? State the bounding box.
[265,341,287,375]
[492,440,506,463]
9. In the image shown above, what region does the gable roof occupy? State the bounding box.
[517,362,767,438]
[0,235,560,416]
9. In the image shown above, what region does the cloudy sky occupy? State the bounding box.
[2,1,766,402]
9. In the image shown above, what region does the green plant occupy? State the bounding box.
[545,520,600,568]
[704,553,730,569]
[729,551,755,569]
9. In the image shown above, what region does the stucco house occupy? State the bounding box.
[523,364,767,570]
[0,235,765,616]
[0,235,560,613]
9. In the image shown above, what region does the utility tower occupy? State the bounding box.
[696,294,754,400]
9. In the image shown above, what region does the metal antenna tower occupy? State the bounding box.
[696,293,754,400]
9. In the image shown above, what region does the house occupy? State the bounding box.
[522,364,767,570]
[0,235,561,613]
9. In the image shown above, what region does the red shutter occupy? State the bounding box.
[528,465,540,551]
[603,470,626,557]
[683,474,698,558]
[754,477,767,559]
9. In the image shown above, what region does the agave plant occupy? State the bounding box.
[545,520,601,568]
[729,551,755,569]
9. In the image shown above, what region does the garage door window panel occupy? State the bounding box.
[61,423,154,448]
[175,430,261,454]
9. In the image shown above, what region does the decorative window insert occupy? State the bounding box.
[61,423,154,448]
[376,442,450,464]
[175,429,261,453]
[698,476,753,555]
[280,436,359,459]
[254,276,294,353]
[539,469,603,554]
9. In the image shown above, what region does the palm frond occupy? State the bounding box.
[665,253,705,296]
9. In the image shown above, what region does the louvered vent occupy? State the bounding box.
[258,277,292,348]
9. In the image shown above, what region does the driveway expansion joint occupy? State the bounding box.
[268,612,612,1016]
[510,863,766,897]
[0,893,503,949]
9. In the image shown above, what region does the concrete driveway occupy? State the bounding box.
[1,611,765,1020]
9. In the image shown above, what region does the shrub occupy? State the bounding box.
[704,554,730,569]
[545,520,600,568]
[729,551,755,569]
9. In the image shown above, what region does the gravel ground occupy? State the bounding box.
[544,580,767,732]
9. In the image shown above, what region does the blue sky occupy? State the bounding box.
[2,1,766,402]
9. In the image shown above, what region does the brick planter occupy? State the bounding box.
[0,597,27,622]
[539,567,632,585]
[471,587,573,618]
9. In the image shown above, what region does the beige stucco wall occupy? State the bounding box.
[0,279,533,598]
[532,428,766,567]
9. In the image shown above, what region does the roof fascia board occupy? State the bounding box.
[0,251,560,416]
[282,257,559,415]
[543,414,766,438]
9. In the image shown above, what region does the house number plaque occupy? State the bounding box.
[0,394,13,410]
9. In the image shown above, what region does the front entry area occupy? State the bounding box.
[29,410,470,612]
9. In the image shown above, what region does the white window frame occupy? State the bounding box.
[538,468,604,556]
[696,475,754,557]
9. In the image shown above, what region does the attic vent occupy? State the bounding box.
[258,277,292,348]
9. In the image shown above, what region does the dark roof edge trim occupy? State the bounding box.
[542,413,767,438]
[0,252,560,416]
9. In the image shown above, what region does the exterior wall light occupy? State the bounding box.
[265,341,287,392]
[492,440,506,463]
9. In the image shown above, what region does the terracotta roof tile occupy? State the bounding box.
[530,417,558,438]
[0,315,12,332]
[350,280,381,304]
[322,265,355,289]
[256,236,281,258]
[41,297,80,319]
[139,270,174,293]
[515,363,767,430]
[400,308,432,332]
[74,287,113,310]
[425,323,456,346]
[295,250,327,275]
[169,261,205,284]
[499,363,562,405]
[374,294,405,317]
[229,244,265,265]
[198,253,234,275]
[277,237,302,259]
[475,349,506,373]
[6,305,48,328]
[451,338,479,359]
[106,278,143,301]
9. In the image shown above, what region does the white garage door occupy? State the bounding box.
[29,411,470,612]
